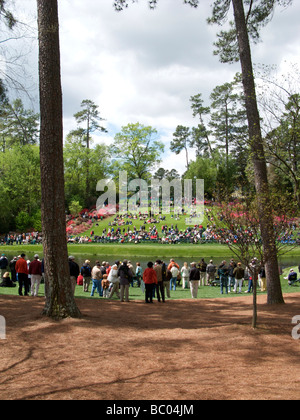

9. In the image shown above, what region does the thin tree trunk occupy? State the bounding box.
[252,277,257,328]
[232,0,284,305]
[37,0,81,319]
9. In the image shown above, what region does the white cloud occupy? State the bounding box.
[11,0,300,174]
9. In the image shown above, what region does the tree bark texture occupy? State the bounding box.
[232,0,284,304]
[37,0,81,318]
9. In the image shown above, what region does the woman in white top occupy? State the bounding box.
[108,263,120,299]
[181,262,190,289]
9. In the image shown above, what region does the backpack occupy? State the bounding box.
[81,265,91,277]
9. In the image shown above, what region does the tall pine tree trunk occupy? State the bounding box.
[37,0,81,318]
[232,0,284,305]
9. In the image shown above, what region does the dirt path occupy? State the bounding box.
[1,293,300,400]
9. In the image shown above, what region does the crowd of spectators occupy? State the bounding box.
[1,207,299,247]
[1,251,299,300]
[0,232,42,246]
[66,210,300,246]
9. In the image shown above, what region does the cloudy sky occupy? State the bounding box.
[11,0,300,174]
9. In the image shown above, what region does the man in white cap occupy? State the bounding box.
[29,254,42,297]
[286,268,299,286]
[80,260,92,292]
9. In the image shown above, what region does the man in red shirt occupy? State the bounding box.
[15,253,29,296]
[29,254,42,297]
[143,261,157,304]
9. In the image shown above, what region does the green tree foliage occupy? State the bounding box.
[208,0,293,305]
[15,210,32,232]
[0,145,41,231]
[73,99,107,149]
[184,156,218,199]
[154,167,180,181]
[64,129,111,210]
[180,76,249,194]
[190,93,214,157]
[0,99,39,151]
[207,0,293,63]
[113,0,200,11]
[68,200,82,216]
[73,99,108,203]
[209,79,246,160]
[265,93,300,206]
[111,122,164,180]
[170,125,192,169]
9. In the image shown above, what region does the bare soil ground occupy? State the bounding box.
[1,293,300,400]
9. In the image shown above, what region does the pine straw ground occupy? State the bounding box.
[1,293,300,401]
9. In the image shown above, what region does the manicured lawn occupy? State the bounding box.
[1,242,300,260]
[0,242,238,259]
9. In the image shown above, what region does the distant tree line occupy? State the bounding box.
[0,72,299,234]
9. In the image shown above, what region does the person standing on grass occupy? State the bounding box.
[167,258,179,271]
[9,256,17,283]
[189,262,200,298]
[181,262,190,289]
[154,260,165,302]
[206,260,216,286]
[100,261,107,296]
[259,263,267,292]
[68,256,80,295]
[198,258,207,287]
[101,274,110,298]
[15,253,29,296]
[245,258,259,293]
[91,261,103,297]
[29,254,42,297]
[81,260,92,293]
[218,260,229,295]
[135,262,142,288]
[108,262,120,299]
[228,261,236,293]
[143,261,157,303]
[162,261,171,299]
[118,260,132,302]
[233,262,244,294]
[170,263,179,291]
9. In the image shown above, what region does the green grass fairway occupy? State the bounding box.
[1,241,300,260]
[66,242,236,259]
[0,242,261,261]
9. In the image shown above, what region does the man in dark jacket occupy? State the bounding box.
[29,254,42,297]
[69,256,79,295]
[0,254,8,279]
[9,257,17,282]
[80,260,92,293]
[287,269,299,286]
[189,262,200,298]
[218,261,229,294]
[118,260,132,302]
[198,258,207,286]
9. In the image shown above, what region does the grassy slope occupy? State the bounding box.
[3,210,298,259]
